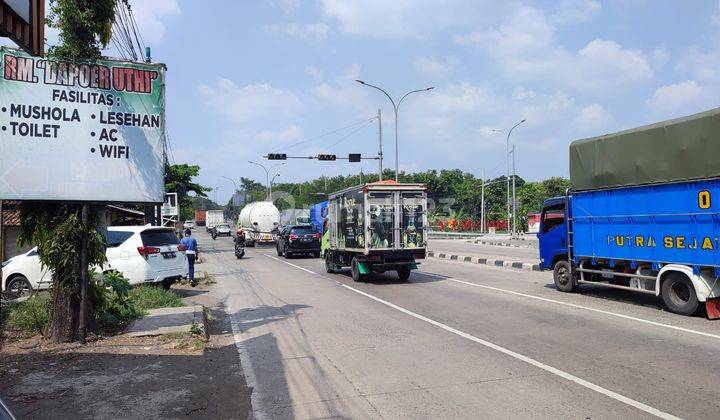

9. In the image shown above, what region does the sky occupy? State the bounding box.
[10,1,720,203]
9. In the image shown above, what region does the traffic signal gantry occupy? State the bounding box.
[265,153,377,162]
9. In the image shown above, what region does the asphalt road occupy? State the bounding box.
[196,230,720,419]
[428,239,539,263]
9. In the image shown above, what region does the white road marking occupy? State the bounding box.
[419,271,720,341]
[227,306,267,420]
[265,254,680,420]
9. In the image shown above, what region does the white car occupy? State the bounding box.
[183,220,195,229]
[2,226,188,296]
[213,223,232,237]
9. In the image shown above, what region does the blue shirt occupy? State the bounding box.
[181,236,198,254]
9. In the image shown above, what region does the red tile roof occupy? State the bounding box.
[1,201,21,227]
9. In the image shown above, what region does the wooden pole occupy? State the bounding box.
[78,204,90,344]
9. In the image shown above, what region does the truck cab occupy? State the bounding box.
[537,197,568,271]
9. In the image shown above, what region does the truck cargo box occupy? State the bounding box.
[572,178,720,267]
[569,107,720,191]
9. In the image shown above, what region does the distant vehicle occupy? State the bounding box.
[234,229,246,259]
[238,201,281,246]
[213,223,232,237]
[183,220,195,229]
[276,225,321,258]
[194,210,207,227]
[1,226,188,296]
[206,210,225,232]
[310,201,328,233]
[324,181,427,282]
[280,208,311,226]
[539,108,720,318]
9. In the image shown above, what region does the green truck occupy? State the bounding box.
[323,181,427,282]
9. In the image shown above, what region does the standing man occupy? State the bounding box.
[181,229,199,287]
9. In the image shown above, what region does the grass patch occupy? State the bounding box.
[1,292,52,337]
[162,328,206,351]
[129,285,183,312]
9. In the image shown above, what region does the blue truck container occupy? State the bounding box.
[539,108,720,317]
[310,201,328,234]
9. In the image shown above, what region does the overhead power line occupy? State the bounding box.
[271,116,377,153]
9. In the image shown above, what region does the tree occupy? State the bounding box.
[164,164,210,220]
[16,0,117,342]
[47,0,116,60]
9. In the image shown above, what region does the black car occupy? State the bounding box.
[276,225,321,258]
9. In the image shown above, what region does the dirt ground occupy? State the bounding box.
[0,284,252,419]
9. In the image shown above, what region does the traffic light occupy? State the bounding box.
[348,153,361,162]
[267,153,287,160]
[317,154,337,161]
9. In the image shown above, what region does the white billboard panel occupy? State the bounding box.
[0,48,166,203]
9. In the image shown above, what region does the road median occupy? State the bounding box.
[427,250,541,272]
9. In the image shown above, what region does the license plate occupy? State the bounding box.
[162,252,176,259]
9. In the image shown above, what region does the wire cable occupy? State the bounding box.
[271,117,376,153]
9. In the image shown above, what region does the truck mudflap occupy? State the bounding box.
[706,298,720,319]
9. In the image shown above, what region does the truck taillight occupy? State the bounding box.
[137,246,160,258]
[313,233,320,239]
[289,234,298,240]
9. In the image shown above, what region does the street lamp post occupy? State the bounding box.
[505,119,525,236]
[356,80,434,181]
[270,172,281,199]
[249,160,285,201]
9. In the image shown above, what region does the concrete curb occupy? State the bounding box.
[427,251,541,272]
[472,239,537,249]
[127,305,207,338]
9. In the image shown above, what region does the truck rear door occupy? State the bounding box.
[400,191,426,249]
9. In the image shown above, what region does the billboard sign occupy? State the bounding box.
[0,47,166,202]
[161,192,178,217]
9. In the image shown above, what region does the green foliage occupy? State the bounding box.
[165,164,211,220]
[92,270,141,328]
[18,203,107,291]
[128,286,183,312]
[1,292,52,336]
[47,0,116,59]
[264,169,567,232]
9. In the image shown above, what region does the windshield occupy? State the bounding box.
[217,224,230,229]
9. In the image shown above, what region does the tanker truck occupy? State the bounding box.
[238,201,281,246]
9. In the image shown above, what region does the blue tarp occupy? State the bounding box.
[310,201,328,233]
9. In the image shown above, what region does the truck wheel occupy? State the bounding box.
[276,244,282,256]
[661,273,699,315]
[325,253,336,273]
[397,266,411,281]
[351,258,365,282]
[553,260,577,292]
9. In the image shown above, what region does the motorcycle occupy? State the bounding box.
[234,229,246,259]
[211,227,217,240]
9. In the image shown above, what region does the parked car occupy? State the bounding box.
[213,223,232,237]
[1,226,188,297]
[276,225,321,258]
[183,220,195,229]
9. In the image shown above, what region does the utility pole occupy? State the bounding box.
[512,145,517,236]
[480,169,485,234]
[377,108,383,181]
[506,119,525,236]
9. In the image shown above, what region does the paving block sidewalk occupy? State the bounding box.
[127,305,206,338]
[427,250,542,272]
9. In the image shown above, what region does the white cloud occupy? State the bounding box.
[414,56,460,76]
[320,0,512,38]
[312,64,369,107]
[645,80,711,116]
[198,79,301,124]
[255,125,304,143]
[454,7,652,92]
[264,22,330,39]
[651,46,670,69]
[574,103,613,132]
[127,0,180,44]
[551,0,601,24]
